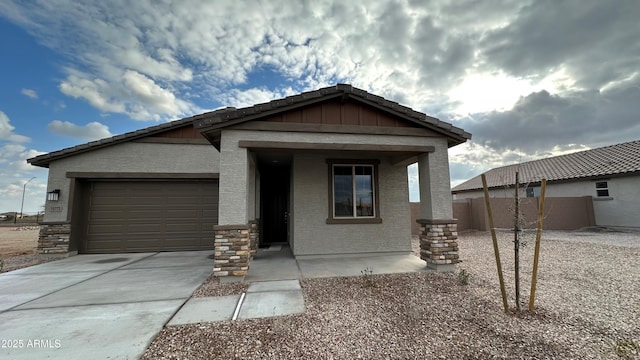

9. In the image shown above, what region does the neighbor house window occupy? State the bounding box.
[595,181,609,197]
[327,160,381,224]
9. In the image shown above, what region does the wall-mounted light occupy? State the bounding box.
[47,189,60,201]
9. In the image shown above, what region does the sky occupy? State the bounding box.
[1,0,639,214]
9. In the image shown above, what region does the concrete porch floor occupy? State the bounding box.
[244,244,432,282]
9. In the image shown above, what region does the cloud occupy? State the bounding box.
[1,0,639,187]
[480,0,640,90]
[122,70,193,119]
[47,120,113,141]
[0,111,31,143]
[219,86,297,108]
[0,143,47,213]
[21,88,38,99]
[59,69,196,121]
[0,0,499,120]
[0,109,47,212]
[59,72,126,114]
[457,78,640,153]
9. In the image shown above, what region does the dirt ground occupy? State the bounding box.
[0,226,52,273]
[0,226,39,256]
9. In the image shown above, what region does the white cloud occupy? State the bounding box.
[59,70,197,121]
[0,111,30,143]
[122,70,193,119]
[219,87,297,108]
[59,72,126,114]
[21,88,38,99]
[47,120,113,141]
[0,143,47,213]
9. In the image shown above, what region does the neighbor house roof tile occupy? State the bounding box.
[452,139,640,192]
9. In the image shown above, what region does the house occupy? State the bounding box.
[452,140,640,229]
[28,84,471,275]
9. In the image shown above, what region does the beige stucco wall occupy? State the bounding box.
[292,152,412,257]
[453,175,640,227]
[44,142,220,222]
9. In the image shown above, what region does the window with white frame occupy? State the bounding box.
[595,181,609,197]
[327,160,381,223]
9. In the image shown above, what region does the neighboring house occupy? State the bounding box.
[28,84,471,275]
[452,140,640,229]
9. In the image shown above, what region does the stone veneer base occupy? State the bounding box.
[213,224,250,277]
[248,219,259,257]
[38,222,73,256]
[417,219,460,273]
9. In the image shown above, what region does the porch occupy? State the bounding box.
[240,244,431,282]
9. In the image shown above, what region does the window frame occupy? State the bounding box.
[595,181,610,197]
[326,159,382,224]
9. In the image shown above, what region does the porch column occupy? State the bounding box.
[417,151,459,272]
[214,135,250,278]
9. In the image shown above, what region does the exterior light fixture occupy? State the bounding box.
[47,189,61,201]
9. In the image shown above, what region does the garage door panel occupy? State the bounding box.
[165,223,199,232]
[165,209,200,218]
[82,180,218,253]
[87,223,126,234]
[88,210,127,220]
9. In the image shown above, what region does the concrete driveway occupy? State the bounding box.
[0,251,212,359]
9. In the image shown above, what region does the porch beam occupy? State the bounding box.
[238,140,434,153]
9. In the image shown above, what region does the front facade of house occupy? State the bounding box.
[452,140,640,228]
[29,85,471,275]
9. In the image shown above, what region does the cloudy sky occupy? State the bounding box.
[0,0,639,213]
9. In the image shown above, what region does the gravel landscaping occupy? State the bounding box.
[142,229,640,359]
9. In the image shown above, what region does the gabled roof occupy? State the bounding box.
[452,139,640,193]
[28,84,470,168]
[195,84,471,148]
[27,110,228,168]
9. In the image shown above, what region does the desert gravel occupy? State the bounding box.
[192,274,249,297]
[140,228,639,359]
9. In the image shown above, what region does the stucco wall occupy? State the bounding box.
[44,142,220,222]
[417,142,453,220]
[292,153,412,257]
[218,128,452,225]
[452,175,639,227]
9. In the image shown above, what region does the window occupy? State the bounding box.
[327,160,381,224]
[526,186,540,198]
[595,181,609,197]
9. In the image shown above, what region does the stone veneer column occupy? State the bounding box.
[38,222,74,257]
[248,219,259,257]
[213,224,250,277]
[417,219,459,272]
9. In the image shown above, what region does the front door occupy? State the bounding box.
[260,159,290,245]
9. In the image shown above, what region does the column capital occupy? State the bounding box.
[416,218,457,225]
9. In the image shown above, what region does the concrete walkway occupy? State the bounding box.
[0,251,212,360]
[169,245,429,325]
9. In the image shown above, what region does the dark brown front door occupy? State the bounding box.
[260,162,290,245]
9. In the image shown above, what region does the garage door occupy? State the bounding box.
[81,181,218,253]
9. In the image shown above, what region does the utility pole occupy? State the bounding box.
[16,177,36,224]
